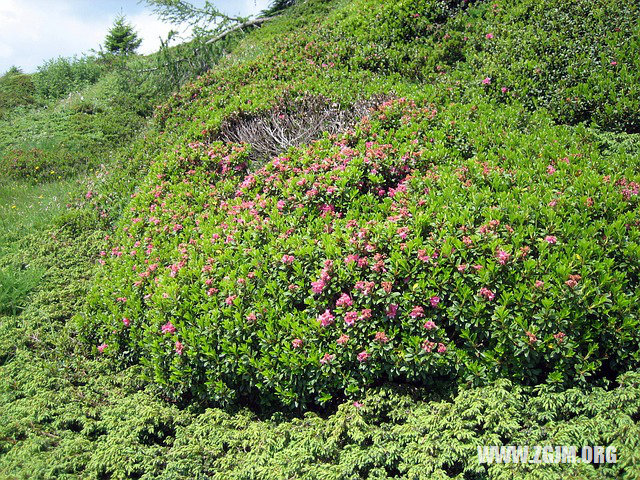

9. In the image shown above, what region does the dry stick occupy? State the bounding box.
[205,17,272,45]
[136,17,273,73]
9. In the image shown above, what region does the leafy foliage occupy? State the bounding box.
[81,0,640,408]
[83,94,640,409]
[0,67,35,116]
[33,55,104,101]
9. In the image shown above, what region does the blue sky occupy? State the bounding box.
[0,0,270,74]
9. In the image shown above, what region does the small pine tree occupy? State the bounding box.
[104,15,142,55]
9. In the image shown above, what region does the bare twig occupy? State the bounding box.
[219,94,391,169]
[205,17,272,44]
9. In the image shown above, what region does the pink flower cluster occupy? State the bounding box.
[478,287,495,301]
[311,259,333,294]
[281,254,295,265]
[422,341,447,353]
[318,309,335,327]
[162,322,176,334]
[496,249,510,265]
[357,351,371,362]
[336,293,353,307]
[320,353,335,365]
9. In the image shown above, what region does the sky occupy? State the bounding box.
[0,0,271,74]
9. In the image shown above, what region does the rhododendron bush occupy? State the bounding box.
[82,98,640,408]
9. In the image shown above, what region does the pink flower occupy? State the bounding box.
[548,199,557,207]
[482,77,491,85]
[311,279,326,294]
[554,332,566,342]
[225,295,237,305]
[422,340,435,352]
[386,304,398,318]
[281,254,295,265]
[478,287,495,301]
[409,305,425,318]
[353,401,364,408]
[374,331,389,343]
[357,350,371,362]
[161,322,176,334]
[547,165,556,175]
[423,320,437,330]
[344,311,358,326]
[396,227,409,239]
[246,312,257,322]
[430,296,440,307]
[417,249,430,262]
[534,280,545,289]
[354,280,375,295]
[457,264,468,272]
[486,33,494,39]
[501,86,508,93]
[337,334,349,345]
[336,293,353,307]
[97,343,108,353]
[565,274,581,289]
[610,61,617,66]
[437,343,447,354]
[292,338,303,349]
[122,317,130,327]
[462,236,473,246]
[472,264,483,271]
[320,353,335,365]
[174,341,184,355]
[496,249,511,265]
[318,309,335,327]
[544,235,557,244]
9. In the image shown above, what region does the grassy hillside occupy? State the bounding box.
[0,0,639,478]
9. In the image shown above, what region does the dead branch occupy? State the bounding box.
[206,17,272,44]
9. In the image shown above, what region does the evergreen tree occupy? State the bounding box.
[104,15,142,55]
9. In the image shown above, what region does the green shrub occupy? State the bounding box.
[82,98,640,409]
[0,68,35,116]
[78,0,640,410]
[455,0,640,133]
[33,55,104,101]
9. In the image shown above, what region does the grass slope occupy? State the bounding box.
[0,0,638,479]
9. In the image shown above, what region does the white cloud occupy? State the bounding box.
[0,0,105,72]
[0,41,14,59]
[123,12,180,56]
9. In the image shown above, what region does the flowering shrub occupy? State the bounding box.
[455,0,640,132]
[82,96,640,408]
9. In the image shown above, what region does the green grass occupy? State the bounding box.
[0,179,76,242]
[0,178,79,317]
